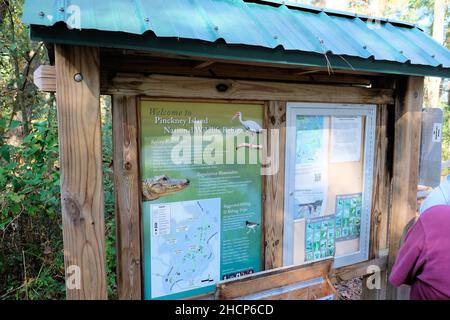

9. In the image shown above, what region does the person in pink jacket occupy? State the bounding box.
[389,205,450,300]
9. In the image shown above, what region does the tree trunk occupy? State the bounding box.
[425,0,446,109]
[373,0,387,16]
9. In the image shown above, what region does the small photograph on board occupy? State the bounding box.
[294,191,325,220]
[334,193,363,242]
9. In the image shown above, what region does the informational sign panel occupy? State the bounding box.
[419,108,443,188]
[140,99,263,300]
[284,103,375,268]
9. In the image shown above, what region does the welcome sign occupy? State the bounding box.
[140,100,264,300]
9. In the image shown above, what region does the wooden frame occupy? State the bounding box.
[46,46,424,300]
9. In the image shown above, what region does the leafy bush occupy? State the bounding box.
[0,97,118,300]
[0,102,66,299]
[0,0,117,299]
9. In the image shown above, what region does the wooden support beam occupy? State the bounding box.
[55,45,107,299]
[33,65,56,92]
[112,95,142,300]
[106,74,394,104]
[33,65,375,94]
[387,76,424,300]
[362,104,393,300]
[263,101,286,270]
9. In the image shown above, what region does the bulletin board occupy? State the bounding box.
[283,103,376,268]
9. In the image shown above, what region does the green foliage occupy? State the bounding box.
[0,104,66,299]
[101,96,118,299]
[0,0,117,300]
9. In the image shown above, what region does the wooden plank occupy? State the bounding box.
[33,65,56,92]
[362,104,393,300]
[55,44,107,299]
[33,64,376,94]
[112,95,142,300]
[386,76,424,300]
[332,256,388,282]
[263,101,286,270]
[106,74,394,105]
[194,60,215,69]
[260,280,336,300]
[217,260,332,299]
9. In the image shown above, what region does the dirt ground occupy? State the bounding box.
[334,278,363,300]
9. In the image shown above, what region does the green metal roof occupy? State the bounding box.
[22,0,450,77]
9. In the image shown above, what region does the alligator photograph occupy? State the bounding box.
[142,175,190,201]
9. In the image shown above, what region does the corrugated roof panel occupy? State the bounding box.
[329,16,409,63]
[375,22,441,66]
[193,0,275,47]
[144,0,217,41]
[22,0,450,75]
[401,27,450,68]
[297,11,371,57]
[254,4,325,52]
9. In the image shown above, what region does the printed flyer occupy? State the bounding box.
[294,116,329,220]
[140,100,263,300]
[330,117,362,163]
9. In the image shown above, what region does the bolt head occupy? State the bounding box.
[73,73,83,82]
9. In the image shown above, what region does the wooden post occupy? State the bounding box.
[112,96,142,299]
[263,101,286,269]
[362,104,392,300]
[55,45,107,299]
[386,76,424,300]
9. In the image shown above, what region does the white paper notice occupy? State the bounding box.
[294,116,329,220]
[330,117,362,163]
